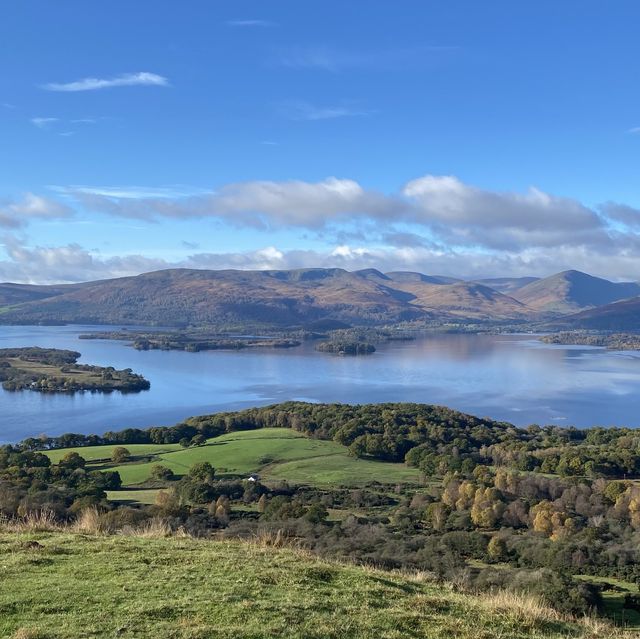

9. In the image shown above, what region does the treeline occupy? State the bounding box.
[0,447,121,520]
[0,347,79,365]
[541,331,640,350]
[19,402,640,479]
[80,331,301,352]
[315,341,376,355]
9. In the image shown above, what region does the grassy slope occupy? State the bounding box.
[0,532,609,639]
[46,429,420,488]
[46,443,182,463]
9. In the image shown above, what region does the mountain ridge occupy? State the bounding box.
[0,267,637,329]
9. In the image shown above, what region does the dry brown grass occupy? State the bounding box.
[71,507,104,534]
[478,590,564,625]
[0,510,61,533]
[119,517,173,538]
[476,590,638,638]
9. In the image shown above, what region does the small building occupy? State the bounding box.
[247,474,260,482]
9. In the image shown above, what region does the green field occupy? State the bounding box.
[105,489,162,505]
[46,429,421,490]
[576,575,640,628]
[46,443,182,463]
[0,532,618,639]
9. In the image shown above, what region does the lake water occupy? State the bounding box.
[1,325,640,442]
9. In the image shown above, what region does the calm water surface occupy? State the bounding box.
[1,325,640,442]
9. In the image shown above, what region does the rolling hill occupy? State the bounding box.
[0,282,87,306]
[1,532,614,639]
[511,270,640,314]
[549,296,640,330]
[389,280,535,320]
[0,267,540,327]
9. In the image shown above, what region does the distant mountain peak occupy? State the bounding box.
[512,270,640,314]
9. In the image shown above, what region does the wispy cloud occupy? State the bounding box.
[31,116,101,133]
[226,19,276,27]
[274,45,459,72]
[628,127,640,134]
[31,117,59,129]
[41,72,169,92]
[1,102,16,109]
[276,100,371,121]
[0,193,72,229]
[53,185,209,199]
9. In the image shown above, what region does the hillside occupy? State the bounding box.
[472,277,539,294]
[0,532,625,639]
[391,281,534,320]
[0,282,87,306]
[3,267,638,328]
[385,271,461,285]
[0,267,538,327]
[550,296,640,330]
[512,270,640,314]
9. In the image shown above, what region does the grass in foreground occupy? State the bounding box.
[0,531,627,639]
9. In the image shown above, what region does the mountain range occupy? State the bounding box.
[0,267,638,329]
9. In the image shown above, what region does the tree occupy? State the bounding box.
[189,461,216,483]
[150,464,174,480]
[190,434,207,447]
[59,451,86,469]
[111,447,131,464]
[305,503,329,524]
[487,536,508,562]
[470,487,505,528]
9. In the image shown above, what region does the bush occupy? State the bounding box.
[111,447,130,464]
[150,464,175,480]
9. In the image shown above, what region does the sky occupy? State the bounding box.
[1,0,640,284]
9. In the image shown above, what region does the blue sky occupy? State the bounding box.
[1,1,640,283]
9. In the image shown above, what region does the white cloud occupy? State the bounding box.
[4,175,640,282]
[628,127,640,134]
[41,72,169,92]
[0,238,167,284]
[402,175,604,250]
[6,239,640,285]
[31,117,59,128]
[65,175,604,251]
[276,100,371,121]
[68,177,398,229]
[0,194,72,229]
[274,45,459,72]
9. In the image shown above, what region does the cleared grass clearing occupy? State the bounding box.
[44,429,421,489]
[45,443,182,463]
[576,575,640,629]
[266,453,420,486]
[0,532,617,639]
[105,489,161,505]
